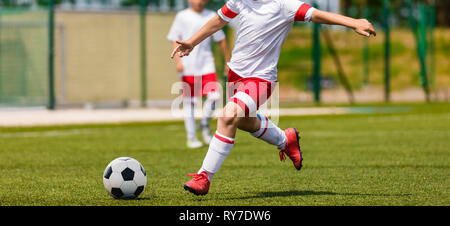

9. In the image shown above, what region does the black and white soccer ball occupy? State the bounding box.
[103,157,147,199]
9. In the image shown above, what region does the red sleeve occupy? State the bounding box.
[294,3,313,21]
[220,4,239,20]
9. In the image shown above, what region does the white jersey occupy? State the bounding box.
[168,8,226,76]
[217,0,316,82]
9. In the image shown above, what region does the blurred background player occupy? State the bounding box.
[167,0,231,149]
[172,0,376,196]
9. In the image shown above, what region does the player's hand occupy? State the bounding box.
[353,19,376,37]
[171,40,194,58]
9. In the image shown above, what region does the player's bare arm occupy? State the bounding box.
[218,38,231,74]
[171,15,228,58]
[218,39,231,63]
[172,42,184,73]
[311,9,376,37]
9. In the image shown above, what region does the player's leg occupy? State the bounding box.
[226,79,287,150]
[243,114,303,170]
[233,114,286,150]
[183,97,202,149]
[184,101,245,195]
[230,76,302,171]
[199,91,220,144]
[246,114,286,150]
[199,73,221,145]
[182,76,202,149]
[227,77,302,171]
[183,73,302,196]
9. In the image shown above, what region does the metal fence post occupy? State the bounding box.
[408,0,431,102]
[312,3,321,104]
[427,5,436,89]
[362,6,369,86]
[139,0,148,107]
[382,0,390,103]
[418,3,430,102]
[48,0,56,110]
[0,12,2,100]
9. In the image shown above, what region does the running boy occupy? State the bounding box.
[167,0,231,149]
[171,0,376,195]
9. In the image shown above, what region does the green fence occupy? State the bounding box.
[0,0,446,109]
[0,9,49,107]
[301,0,441,104]
[0,0,227,109]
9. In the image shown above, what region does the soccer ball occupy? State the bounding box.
[103,157,147,199]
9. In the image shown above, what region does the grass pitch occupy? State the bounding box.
[0,103,449,206]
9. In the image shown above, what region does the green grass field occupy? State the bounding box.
[0,103,449,206]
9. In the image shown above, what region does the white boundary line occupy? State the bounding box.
[0,107,414,127]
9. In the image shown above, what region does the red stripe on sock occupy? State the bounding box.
[214,133,235,144]
[257,116,269,139]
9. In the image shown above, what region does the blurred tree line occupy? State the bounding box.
[0,0,448,26]
[341,0,448,26]
[0,0,225,10]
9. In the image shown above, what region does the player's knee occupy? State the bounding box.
[219,102,245,126]
[219,116,239,128]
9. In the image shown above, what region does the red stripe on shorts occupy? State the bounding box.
[230,97,249,117]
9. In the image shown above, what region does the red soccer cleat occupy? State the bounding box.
[183,171,210,196]
[279,128,303,171]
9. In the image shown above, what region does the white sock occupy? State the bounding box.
[198,131,235,181]
[183,98,197,141]
[201,92,220,127]
[250,114,287,150]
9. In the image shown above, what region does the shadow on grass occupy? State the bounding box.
[111,197,153,201]
[224,190,411,200]
[134,197,153,201]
